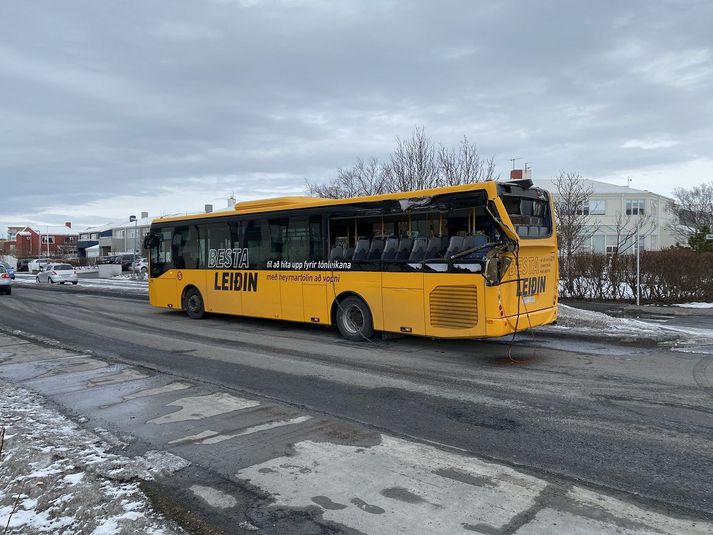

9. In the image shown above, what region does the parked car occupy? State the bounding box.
[115,254,137,271]
[132,257,148,274]
[28,258,52,272]
[1,262,15,279]
[96,256,115,265]
[16,259,30,272]
[36,263,78,285]
[0,265,12,294]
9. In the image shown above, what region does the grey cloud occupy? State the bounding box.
[1,0,712,233]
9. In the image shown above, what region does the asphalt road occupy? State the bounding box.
[1,285,712,532]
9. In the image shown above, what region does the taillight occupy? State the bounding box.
[1,273,9,279]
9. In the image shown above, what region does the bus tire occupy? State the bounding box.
[183,287,206,320]
[336,296,374,341]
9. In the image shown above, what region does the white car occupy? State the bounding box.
[28,258,52,273]
[132,257,148,274]
[36,263,79,285]
[0,265,13,295]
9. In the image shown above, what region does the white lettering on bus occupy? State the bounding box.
[208,248,249,269]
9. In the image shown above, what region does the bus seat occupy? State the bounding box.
[408,237,428,262]
[516,225,529,237]
[344,246,355,259]
[381,237,399,261]
[445,235,465,258]
[424,237,443,259]
[368,237,385,260]
[460,234,488,258]
[396,238,413,261]
[352,238,370,261]
[329,245,344,261]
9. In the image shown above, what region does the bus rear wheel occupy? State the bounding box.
[183,287,206,320]
[336,296,374,341]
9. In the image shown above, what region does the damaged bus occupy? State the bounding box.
[144,179,558,340]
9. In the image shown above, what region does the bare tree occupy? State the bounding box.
[308,127,496,198]
[307,158,386,199]
[667,181,713,241]
[382,127,439,192]
[552,171,596,294]
[437,136,497,186]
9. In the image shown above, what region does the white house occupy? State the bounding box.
[535,178,680,253]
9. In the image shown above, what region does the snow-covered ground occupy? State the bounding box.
[12,273,148,293]
[673,302,713,309]
[0,381,186,534]
[545,304,713,353]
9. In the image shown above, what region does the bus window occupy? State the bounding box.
[501,195,552,238]
[282,215,324,263]
[149,227,173,278]
[172,225,200,269]
[200,222,231,268]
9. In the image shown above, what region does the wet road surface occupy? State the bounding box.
[0,286,712,533]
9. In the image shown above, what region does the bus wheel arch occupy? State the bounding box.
[331,292,374,341]
[181,285,206,320]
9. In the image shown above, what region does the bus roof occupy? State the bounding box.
[152,180,539,224]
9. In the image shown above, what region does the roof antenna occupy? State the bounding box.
[508,157,522,169]
[627,176,632,187]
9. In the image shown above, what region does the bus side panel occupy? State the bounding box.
[329,272,384,331]
[499,244,558,319]
[423,273,487,339]
[149,272,180,309]
[242,271,281,319]
[280,271,305,322]
[382,273,425,335]
[204,270,243,315]
[303,283,329,324]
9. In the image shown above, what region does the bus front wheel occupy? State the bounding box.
[336,296,374,341]
[183,287,206,320]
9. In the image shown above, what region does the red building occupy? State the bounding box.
[15,223,80,259]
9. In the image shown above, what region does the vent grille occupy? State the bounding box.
[429,285,478,329]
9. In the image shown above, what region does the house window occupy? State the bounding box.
[591,234,605,253]
[91,233,99,240]
[66,236,77,243]
[114,229,125,239]
[605,235,619,255]
[625,199,645,215]
[41,235,55,244]
[577,200,607,216]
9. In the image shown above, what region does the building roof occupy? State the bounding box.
[80,217,153,234]
[25,225,80,236]
[535,178,672,200]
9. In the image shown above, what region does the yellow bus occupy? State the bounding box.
[144,179,558,340]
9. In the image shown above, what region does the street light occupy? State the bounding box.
[129,215,137,279]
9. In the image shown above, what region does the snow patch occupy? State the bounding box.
[0,381,185,534]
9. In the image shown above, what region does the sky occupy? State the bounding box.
[1,0,712,236]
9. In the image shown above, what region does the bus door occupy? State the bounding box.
[279,215,329,323]
[147,227,179,309]
[202,222,242,316]
[241,219,282,319]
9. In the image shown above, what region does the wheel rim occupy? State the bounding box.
[343,304,364,335]
[187,294,202,313]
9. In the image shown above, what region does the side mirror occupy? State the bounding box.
[143,233,160,249]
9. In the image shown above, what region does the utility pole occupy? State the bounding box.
[636,218,640,306]
[129,215,137,279]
